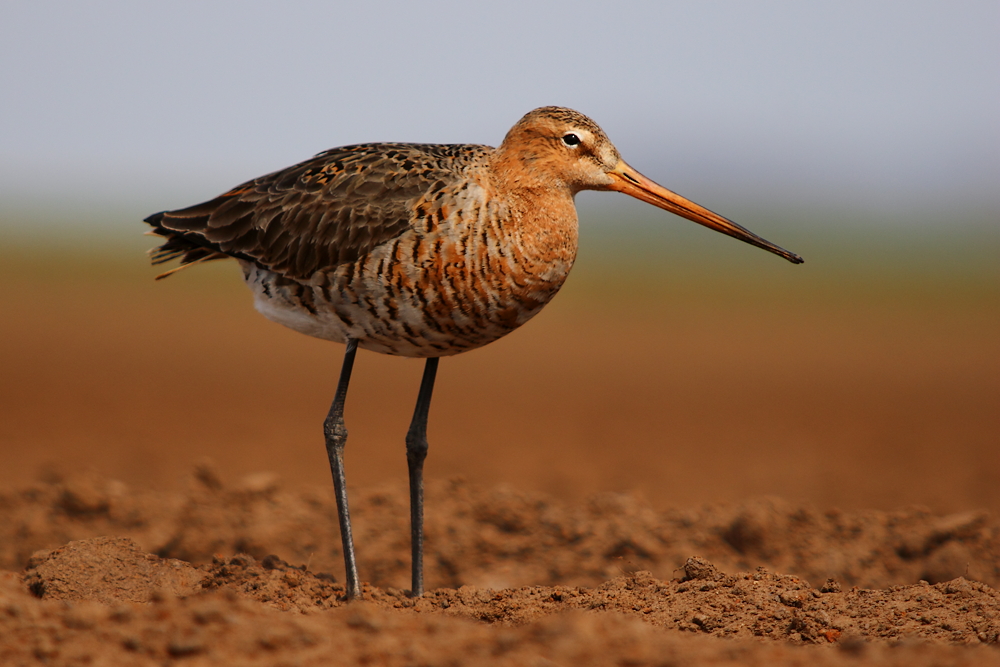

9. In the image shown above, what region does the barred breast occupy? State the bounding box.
[243,176,579,357]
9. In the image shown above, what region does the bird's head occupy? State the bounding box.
[495,106,803,264]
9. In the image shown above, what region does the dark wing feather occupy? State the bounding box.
[145,142,492,280]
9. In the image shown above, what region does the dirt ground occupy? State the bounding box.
[2,471,1000,665]
[1,233,998,664]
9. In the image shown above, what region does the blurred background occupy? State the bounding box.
[2,1,998,513]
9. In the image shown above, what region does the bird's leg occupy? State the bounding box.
[323,338,360,600]
[405,357,439,597]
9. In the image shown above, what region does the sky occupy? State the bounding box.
[1,1,998,233]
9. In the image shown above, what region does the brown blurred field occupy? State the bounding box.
[2,217,998,514]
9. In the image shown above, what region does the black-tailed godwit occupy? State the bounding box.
[145,106,803,600]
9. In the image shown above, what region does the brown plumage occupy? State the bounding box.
[148,142,488,279]
[145,106,802,599]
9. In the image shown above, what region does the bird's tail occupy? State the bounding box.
[144,213,230,280]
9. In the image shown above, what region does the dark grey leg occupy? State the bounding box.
[324,338,360,600]
[406,357,439,597]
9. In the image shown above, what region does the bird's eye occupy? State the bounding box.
[561,133,582,147]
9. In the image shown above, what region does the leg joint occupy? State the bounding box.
[405,429,429,463]
[324,418,348,449]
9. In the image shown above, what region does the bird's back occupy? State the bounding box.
[146,142,494,278]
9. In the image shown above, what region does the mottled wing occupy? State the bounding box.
[145,142,491,281]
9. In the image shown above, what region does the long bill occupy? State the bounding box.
[607,160,803,264]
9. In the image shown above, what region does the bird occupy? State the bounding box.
[144,106,803,600]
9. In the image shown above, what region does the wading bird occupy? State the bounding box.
[145,106,802,600]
